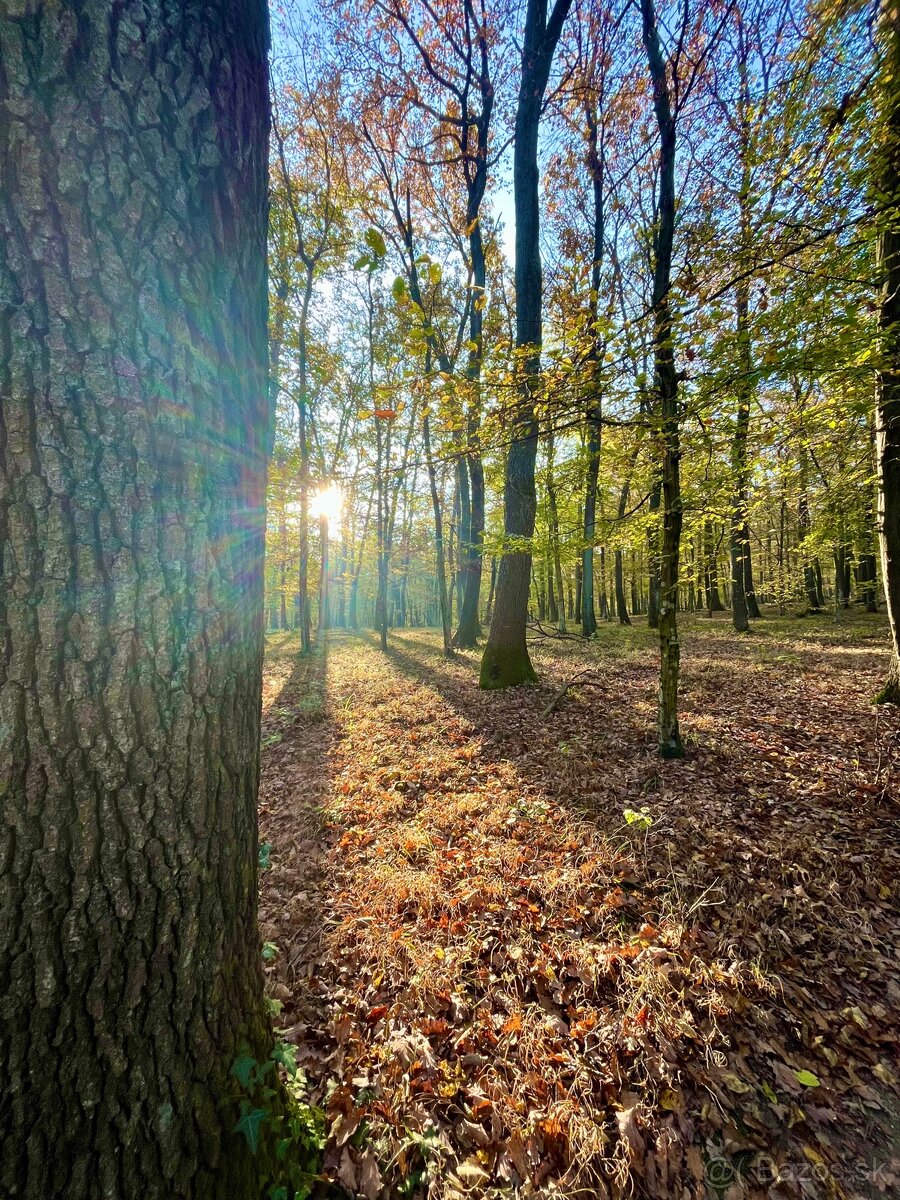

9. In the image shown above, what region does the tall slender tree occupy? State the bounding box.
[480,0,573,687]
[641,0,684,756]
[875,0,900,703]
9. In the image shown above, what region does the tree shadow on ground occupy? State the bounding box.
[350,624,900,1181]
[260,625,900,1199]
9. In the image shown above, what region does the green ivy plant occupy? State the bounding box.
[230,1040,326,1200]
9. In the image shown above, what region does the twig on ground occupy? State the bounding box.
[541,669,605,717]
[527,618,584,642]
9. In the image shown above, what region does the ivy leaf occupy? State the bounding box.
[271,1040,298,1077]
[234,1104,267,1154]
[231,1055,257,1090]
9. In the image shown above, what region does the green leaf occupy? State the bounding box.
[353,253,370,271]
[428,262,441,286]
[271,1040,298,1077]
[261,941,279,962]
[364,227,387,259]
[234,1104,267,1154]
[269,1188,289,1200]
[392,276,407,300]
[231,1054,258,1089]
[795,1070,820,1088]
[258,843,273,870]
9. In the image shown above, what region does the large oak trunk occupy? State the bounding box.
[0,2,273,1196]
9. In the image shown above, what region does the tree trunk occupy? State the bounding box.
[704,521,725,612]
[335,535,348,627]
[798,459,820,611]
[580,95,605,637]
[642,0,684,757]
[729,31,757,634]
[547,552,559,625]
[546,429,566,632]
[485,555,498,626]
[279,499,290,629]
[318,513,330,636]
[872,0,900,704]
[454,215,488,648]
[0,4,280,1197]
[349,490,374,631]
[743,524,762,617]
[423,404,453,656]
[480,0,572,688]
[647,481,661,627]
[730,281,752,632]
[834,544,849,610]
[536,563,547,622]
[615,548,631,624]
[296,284,313,654]
[453,457,471,628]
[582,416,600,637]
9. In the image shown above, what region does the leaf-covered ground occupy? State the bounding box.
[258,613,900,1200]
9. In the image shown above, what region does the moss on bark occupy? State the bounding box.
[479,644,538,689]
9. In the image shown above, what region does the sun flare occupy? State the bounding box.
[312,481,343,532]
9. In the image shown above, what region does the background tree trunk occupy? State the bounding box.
[641,0,684,757]
[580,95,605,638]
[730,277,753,632]
[743,523,762,617]
[0,3,274,1196]
[424,404,453,656]
[874,8,900,702]
[704,521,725,612]
[480,0,571,688]
[453,214,488,648]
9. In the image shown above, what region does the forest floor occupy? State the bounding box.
[258,610,900,1200]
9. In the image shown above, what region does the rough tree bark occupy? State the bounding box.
[480,0,572,687]
[0,2,276,1197]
